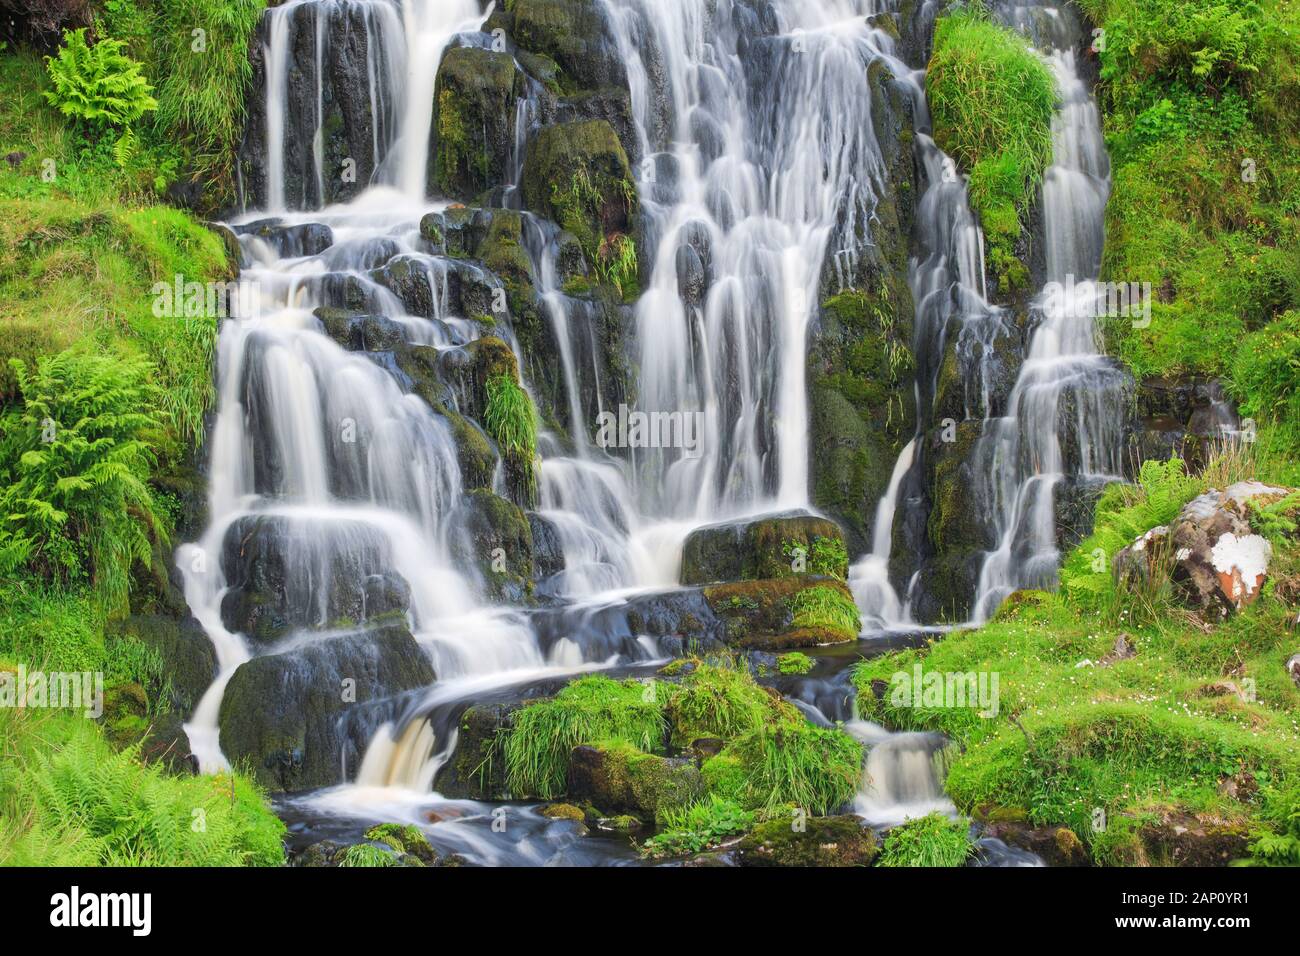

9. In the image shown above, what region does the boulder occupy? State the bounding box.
[104,614,217,718]
[508,0,627,92]
[218,623,435,791]
[680,512,849,585]
[219,514,411,644]
[432,46,523,200]
[1115,481,1289,614]
[566,742,703,822]
[704,577,861,649]
[453,489,535,602]
[735,815,878,867]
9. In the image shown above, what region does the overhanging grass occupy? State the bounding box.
[723,721,863,816]
[499,675,667,799]
[926,2,1056,293]
[663,660,788,746]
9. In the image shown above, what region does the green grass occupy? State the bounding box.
[788,583,861,638]
[926,2,1057,293]
[0,709,284,866]
[499,675,667,799]
[1079,0,1300,474]
[663,660,786,746]
[878,812,975,867]
[723,721,863,816]
[777,652,815,676]
[639,794,754,859]
[483,374,537,460]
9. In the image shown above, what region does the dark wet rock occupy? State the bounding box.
[736,815,878,867]
[508,0,628,93]
[1055,475,1112,554]
[139,712,199,776]
[566,742,703,822]
[453,489,535,602]
[105,614,217,719]
[680,512,849,585]
[1128,377,1239,473]
[1109,810,1250,867]
[432,46,524,201]
[218,622,435,791]
[219,514,411,644]
[233,219,335,259]
[522,119,635,264]
[807,56,918,554]
[979,814,1090,867]
[528,513,567,581]
[239,2,399,209]
[434,702,516,800]
[314,307,408,352]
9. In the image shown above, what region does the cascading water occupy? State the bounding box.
[970,0,1127,621]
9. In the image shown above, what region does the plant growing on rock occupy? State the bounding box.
[926,3,1056,293]
[724,721,863,816]
[483,373,539,507]
[878,812,974,867]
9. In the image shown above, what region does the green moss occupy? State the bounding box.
[483,374,539,508]
[640,794,755,858]
[777,652,815,676]
[878,812,975,867]
[926,3,1056,294]
[663,661,792,747]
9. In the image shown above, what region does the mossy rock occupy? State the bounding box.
[218,623,435,791]
[364,823,438,865]
[434,702,516,800]
[703,576,860,649]
[680,512,849,585]
[566,742,704,823]
[1105,811,1251,867]
[736,815,879,867]
[508,0,626,92]
[432,47,522,200]
[540,803,587,822]
[104,614,217,718]
[522,119,635,267]
[455,489,535,602]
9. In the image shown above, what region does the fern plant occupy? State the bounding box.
[43,28,157,166]
[0,350,168,611]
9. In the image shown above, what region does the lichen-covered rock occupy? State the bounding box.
[432,46,522,200]
[703,576,860,649]
[680,512,849,585]
[218,623,435,791]
[566,742,704,822]
[735,815,878,867]
[1115,481,1291,615]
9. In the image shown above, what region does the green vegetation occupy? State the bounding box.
[854,447,1300,865]
[640,794,754,858]
[500,676,667,799]
[927,2,1057,293]
[789,583,862,639]
[878,813,975,867]
[777,652,815,676]
[0,350,167,611]
[1078,0,1300,478]
[725,721,863,816]
[662,660,784,746]
[42,27,156,164]
[0,711,283,866]
[596,232,638,301]
[482,373,539,506]
[337,843,397,868]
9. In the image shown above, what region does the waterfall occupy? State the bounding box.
[601,0,891,518]
[970,1,1126,621]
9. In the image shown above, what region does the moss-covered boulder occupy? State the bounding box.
[522,119,635,269]
[218,623,435,791]
[507,0,627,92]
[680,512,849,585]
[432,46,523,200]
[703,577,861,649]
[736,815,879,867]
[104,614,217,718]
[454,489,535,602]
[566,742,704,823]
[434,702,516,800]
